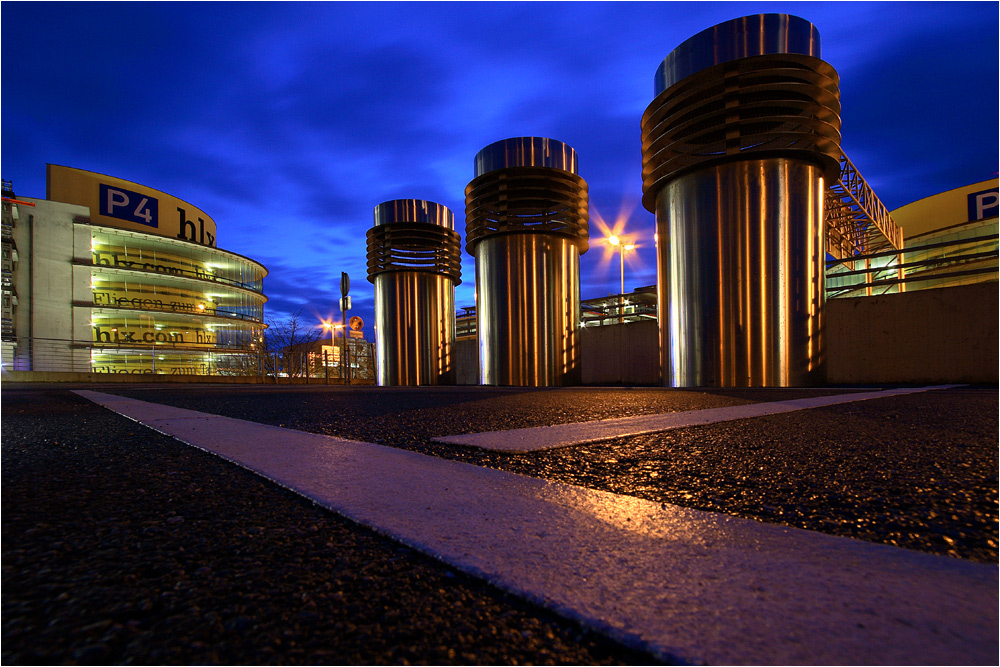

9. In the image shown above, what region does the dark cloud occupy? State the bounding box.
[832,7,998,208]
[3,1,995,332]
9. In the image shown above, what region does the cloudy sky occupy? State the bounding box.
[2,1,997,331]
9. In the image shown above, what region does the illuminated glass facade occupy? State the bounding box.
[1,167,267,376]
[826,179,998,297]
[87,225,266,375]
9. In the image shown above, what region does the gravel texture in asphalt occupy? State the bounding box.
[2,389,664,666]
[104,385,863,447]
[4,384,997,666]
[106,384,999,563]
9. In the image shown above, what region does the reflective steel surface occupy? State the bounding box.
[465,167,589,254]
[374,199,454,229]
[475,234,582,386]
[656,160,826,387]
[654,14,821,94]
[643,14,837,387]
[641,52,841,210]
[374,271,456,386]
[474,137,578,177]
[467,137,588,386]
[368,199,459,386]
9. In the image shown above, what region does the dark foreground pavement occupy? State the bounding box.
[2,384,997,665]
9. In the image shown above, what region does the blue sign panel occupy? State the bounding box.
[99,183,158,228]
[967,188,999,222]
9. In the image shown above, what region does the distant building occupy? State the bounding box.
[1,165,268,376]
[579,286,657,327]
[274,338,375,381]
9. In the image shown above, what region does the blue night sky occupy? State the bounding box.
[2,1,997,332]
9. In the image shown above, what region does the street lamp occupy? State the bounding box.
[608,235,636,323]
[322,320,344,343]
[321,320,344,373]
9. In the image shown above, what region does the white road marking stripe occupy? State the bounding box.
[73,388,994,666]
[433,385,962,451]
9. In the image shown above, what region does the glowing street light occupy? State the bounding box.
[321,319,345,379]
[607,236,637,294]
[321,320,344,349]
[608,234,636,323]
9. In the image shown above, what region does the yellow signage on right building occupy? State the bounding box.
[892,178,999,238]
[891,178,999,293]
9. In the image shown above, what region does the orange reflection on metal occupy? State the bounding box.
[475,234,581,386]
[656,159,826,387]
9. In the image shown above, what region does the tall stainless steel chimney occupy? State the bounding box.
[367,199,462,386]
[465,137,589,386]
[641,14,841,386]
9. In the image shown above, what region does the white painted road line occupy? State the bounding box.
[433,385,962,452]
[73,390,996,666]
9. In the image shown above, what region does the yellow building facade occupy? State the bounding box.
[891,179,998,238]
[1,166,267,376]
[826,178,998,297]
[891,178,998,292]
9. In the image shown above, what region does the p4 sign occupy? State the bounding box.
[967,188,998,222]
[99,184,159,228]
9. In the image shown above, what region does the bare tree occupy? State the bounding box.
[265,310,322,378]
[215,325,267,377]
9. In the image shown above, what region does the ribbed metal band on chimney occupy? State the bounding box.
[641,14,841,387]
[465,137,589,386]
[366,199,461,386]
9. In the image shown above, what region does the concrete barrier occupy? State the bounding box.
[826,281,998,384]
[581,320,660,385]
[454,338,479,386]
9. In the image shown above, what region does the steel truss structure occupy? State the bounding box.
[826,151,903,259]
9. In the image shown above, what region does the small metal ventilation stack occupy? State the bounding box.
[641,14,842,387]
[366,199,462,386]
[465,137,589,386]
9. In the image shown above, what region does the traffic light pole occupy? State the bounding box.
[340,272,351,384]
[342,300,350,383]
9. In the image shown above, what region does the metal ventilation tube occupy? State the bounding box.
[641,14,842,386]
[366,199,462,386]
[465,137,589,386]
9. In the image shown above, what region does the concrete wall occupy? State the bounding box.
[454,337,478,385]
[30,205,74,370]
[826,281,998,384]
[453,321,661,386]
[15,200,91,371]
[72,225,94,371]
[574,287,998,386]
[452,321,661,386]
[580,320,660,385]
[453,282,996,387]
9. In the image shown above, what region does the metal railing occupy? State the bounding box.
[826,232,998,298]
[1,335,375,383]
[76,299,264,323]
[75,258,265,294]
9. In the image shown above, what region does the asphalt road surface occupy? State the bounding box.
[3,383,996,664]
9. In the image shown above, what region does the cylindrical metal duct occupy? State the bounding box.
[641,14,841,387]
[465,137,589,386]
[366,199,462,386]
